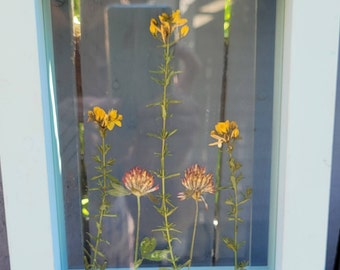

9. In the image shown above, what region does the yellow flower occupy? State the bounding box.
[107,109,123,130]
[88,106,123,131]
[123,167,159,197]
[150,9,189,44]
[178,164,215,209]
[209,119,240,148]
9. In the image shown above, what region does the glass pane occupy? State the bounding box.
[50,0,276,268]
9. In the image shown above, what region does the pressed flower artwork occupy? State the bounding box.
[84,7,251,270]
[47,1,269,270]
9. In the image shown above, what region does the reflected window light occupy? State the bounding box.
[199,0,226,14]
[193,14,214,29]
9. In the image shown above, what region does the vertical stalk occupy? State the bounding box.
[160,42,177,269]
[92,134,107,268]
[233,181,239,269]
[189,200,199,269]
[134,196,141,268]
[229,149,239,270]
[212,148,223,265]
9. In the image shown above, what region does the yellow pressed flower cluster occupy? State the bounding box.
[178,164,215,209]
[88,106,123,131]
[209,120,240,148]
[123,167,159,197]
[150,9,189,44]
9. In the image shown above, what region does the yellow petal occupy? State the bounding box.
[231,128,240,138]
[106,121,114,131]
[108,109,118,119]
[215,122,228,134]
[159,12,170,24]
[180,25,189,38]
[87,110,95,122]
[149,18,158,36]
[93,106,106,121]
[114,119,122,128]
[172,10,187,26]
[107,109,123,130]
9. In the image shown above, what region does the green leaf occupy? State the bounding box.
[107,183,131,197]
[150,76,165,86]
[164,172,180,180]
[102,214,117,218]
[106,158,115,166]
[140,237,170,262]
[216,185,228,192]
[147,132,162,140]
[91,174,103,181]
[87,241,105,258]
[153,206,164,216]
[93,155,101,162]
[238,198,250,206]
[144,250,169,261]
[223,237,237,252]
[168,99,182,104]
[166,206,178,217]
[149,69,164,74]
[146,101,161,108]
[107,174,120,184]
[140,237,157,257]
[225,198,235,206]
[166,129,178,138]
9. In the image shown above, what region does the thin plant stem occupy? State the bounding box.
[160,42,177,269]
[92,134,107,267]
[189,200,199,269]
[93,194,106,266]
[229,149,239,270]
[233,175,239,269]
[134,196,141,268]
[212,148,223,265]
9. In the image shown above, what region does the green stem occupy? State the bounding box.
[229,150,238,270]
[92,134,107,268]
[159,42,177,269]
[234,182,238,270]
[189,200,199,269]
[213,148,223,264]
[93,195,105,266]
[134,196,141,268]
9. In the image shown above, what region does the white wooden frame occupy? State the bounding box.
[0,0,339,269]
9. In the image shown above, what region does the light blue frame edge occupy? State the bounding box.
[267,0,285,268]
[36,0,68,269]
